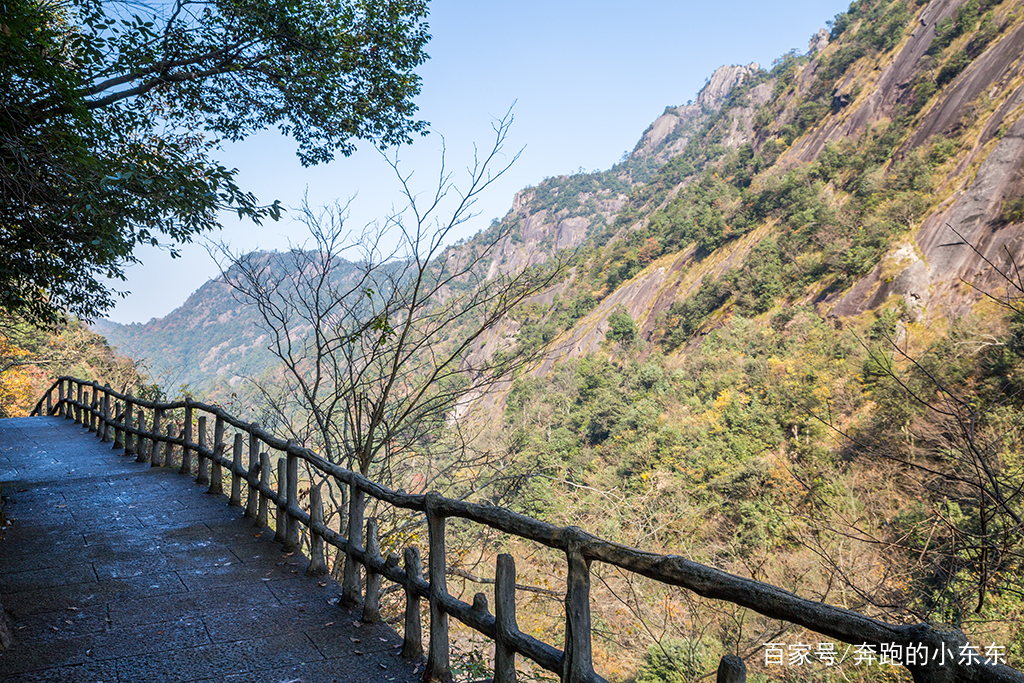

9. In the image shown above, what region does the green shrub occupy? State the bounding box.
[606,305,638,343]
[1001,196,1024,224]
[636,638,723,683]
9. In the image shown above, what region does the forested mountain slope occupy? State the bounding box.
[94,253,374,397]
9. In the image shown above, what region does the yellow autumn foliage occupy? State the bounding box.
[0,333,35,417]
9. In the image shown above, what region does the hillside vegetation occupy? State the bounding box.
[86,0,1024,680]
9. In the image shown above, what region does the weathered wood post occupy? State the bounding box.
[89,382,99,432]
[305,484,327,576]
[45,388,52,415]
[83,388,92,430]
[209,416,225,495]
[424,492,452,682]
[162,424,174,467]
[56,380,65,418]
[716,655,746,683]
[135,409,150,463]
[113,403,124,450]
[100,387,112,442]
[230,433,244,506]
[123,396,135,456]
[274,457,288,545]
[343,483,365,605]
[363,518,382,623]
[149,408,163,466]
[284,447,300,552]
[563,538,595,683]
[75,381,83,424]
[94,388,101,431]
[181,400,193,475]
[257,452,270,528]
[495,553,518,683]
[196,416,209,486]
[91,382,101,430]
[244,425,260,518]
[402,546,424,660]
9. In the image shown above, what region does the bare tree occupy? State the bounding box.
[213,113,567,563]
[799,233,1024,637]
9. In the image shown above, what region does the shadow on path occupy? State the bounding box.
[0,416,422,683]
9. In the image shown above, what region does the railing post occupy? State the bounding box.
[89,382,99,432]
[284,448,300,552]
[305,484,327,576]
[495,553,518,683]
[123,396,134,456]
[563,539,594,683]
[274,457,287,545]
[100,385,112,442]
[244,425,260,518]
[209,416,225,495]
[196,416,209,486]
[716,655,746,683]
[75,381,83,424]
[363,518,382,623]
[402,546,423,660]
[181,401,193,475]
[85,389,92,431]
[149,408,163,466]
[45,388,52,415]
[83,388,91,430]
[135,409,149,463]
[257,452,270,528]
[56,380,65,418]
[230,433,244,506]
[113,403,124,450]
[425,492,451,682]
[343,485,365,605]
[162,424,174,467]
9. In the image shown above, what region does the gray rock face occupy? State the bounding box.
[832,98,1024,318]
[809,28,829,54]
[905,23,1024,150]
[696,63,760,111]
[631,63,761,163]
[791,0,963,162]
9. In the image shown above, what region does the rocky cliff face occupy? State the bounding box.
[603,0,1024,339]
[630,63,762,164]
[806,5,1024,318]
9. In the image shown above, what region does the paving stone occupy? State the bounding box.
[0,657,119,682]
[9,603,109,641]
[222,650,421,683]
[107,582,278,628]
[112,643,219,683]
[0,563,98,594]
[0,417,421,683]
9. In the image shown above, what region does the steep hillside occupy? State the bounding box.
[493,0,1024,368]
[490,1,1024,678]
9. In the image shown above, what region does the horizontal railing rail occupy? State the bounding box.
[29,377,1024,683]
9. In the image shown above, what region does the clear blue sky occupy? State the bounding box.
[105,0,852,325]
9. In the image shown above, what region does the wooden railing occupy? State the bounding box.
[29,377,1024,683]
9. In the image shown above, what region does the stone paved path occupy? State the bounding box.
[0,416,422,683]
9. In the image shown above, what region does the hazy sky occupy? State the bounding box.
[105,0,852,325]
